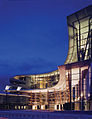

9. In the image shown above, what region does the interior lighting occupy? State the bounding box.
[88,93,90,97]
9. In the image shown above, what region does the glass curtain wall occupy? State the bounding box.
[65,6,92,64]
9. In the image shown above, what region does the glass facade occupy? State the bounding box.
[65,5,92,64]
[0,5,92,111]
[10,70,59,89]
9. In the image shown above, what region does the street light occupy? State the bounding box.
[17,86,22,91]
[16,86,22,110]
[5,85,11,90]
[5,85,11,110]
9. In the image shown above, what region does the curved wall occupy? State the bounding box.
[6,5,92,111]
[65,5,92,64]
[10,70,59,90]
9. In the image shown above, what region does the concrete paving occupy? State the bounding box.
[0,110,92,119]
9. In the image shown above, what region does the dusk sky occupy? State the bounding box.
[0,0,92,90]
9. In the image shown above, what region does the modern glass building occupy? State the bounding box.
[0,5,92,111]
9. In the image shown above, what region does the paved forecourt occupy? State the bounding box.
[0,110,92,119]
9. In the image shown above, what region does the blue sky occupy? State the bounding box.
[0,0,92,90]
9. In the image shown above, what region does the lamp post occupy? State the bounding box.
[16,86,22,110]
[5,85,11,110]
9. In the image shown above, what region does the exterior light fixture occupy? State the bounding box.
[88,93,90,97]
[17,86,22,91]
[81,93,83,97]
[5,85,11,90]
[5,85,11,110]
